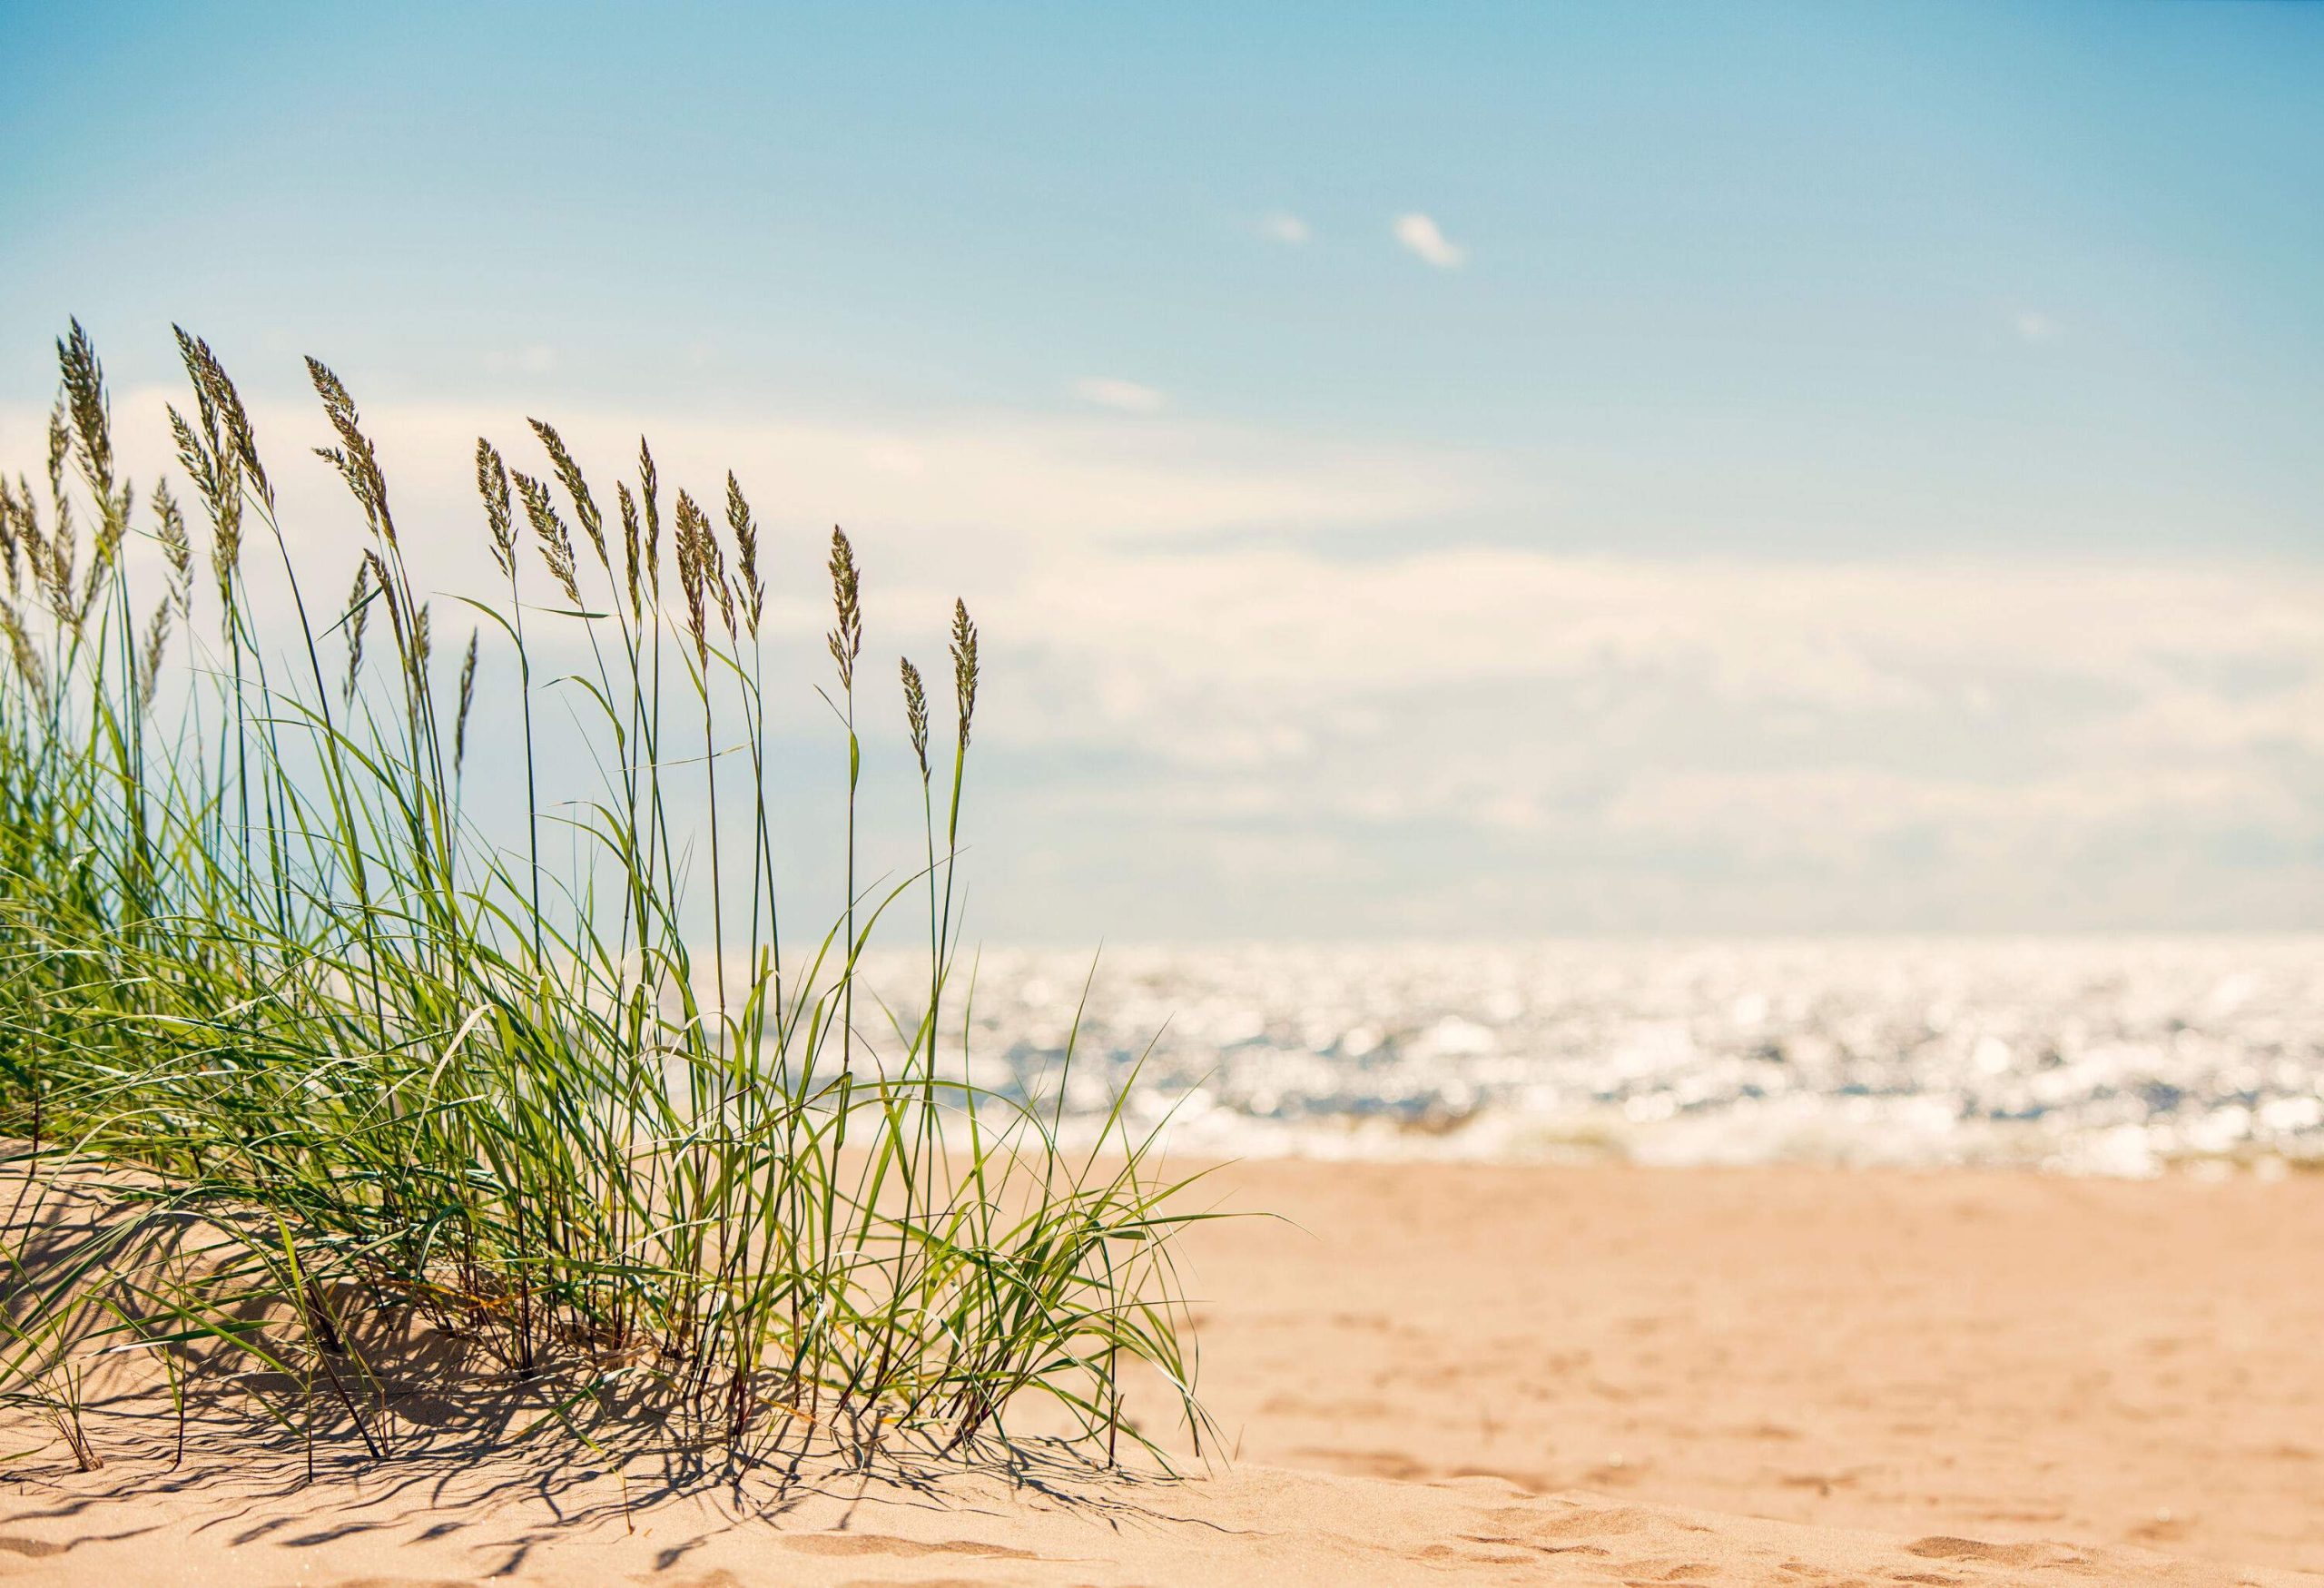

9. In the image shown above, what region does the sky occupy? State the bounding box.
[2,1,2320,939]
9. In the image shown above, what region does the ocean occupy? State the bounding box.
[903,936,2324,1175]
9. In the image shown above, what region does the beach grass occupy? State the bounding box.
[0,321,1210,1476]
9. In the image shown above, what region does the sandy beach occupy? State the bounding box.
[2,1159,2318,1586]
[9,2,2323,1580]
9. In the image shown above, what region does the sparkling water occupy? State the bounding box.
[894,937,2324,1174]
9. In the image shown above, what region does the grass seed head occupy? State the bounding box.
[711,530,735,640]
[9,489,49,613]
[153,479,193,618]
[43,504,77,626]
[637,438,663,595]
[307,357,392,541]
[45,400,71,520]
[363,547,404,656]
[675,488,712,662]
[455,628,479,774]
[901,657,930,777]
[514,470,584,607]
[0,599,49,708]
[616,481,642,616]
[529,419,607,573]
[343,561,371,704]
[827,528,862,692]
[56,320,115,514]
[172,327,223,455]
[0,477,21,596]
[476,439,517,579]
[173,325,271,506]
[725,472,763,637]
[166,399,245,579]
[951,598,979,748]
[137,598,171,715]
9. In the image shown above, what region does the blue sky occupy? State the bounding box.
[3,3,2321,936]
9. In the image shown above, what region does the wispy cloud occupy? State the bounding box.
[2014,310,2063,343]
[0,383,1482,567]
[1070,376,1167,415]
[1258,212,1311,246]
[1393,212,1466,269]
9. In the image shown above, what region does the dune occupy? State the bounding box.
[3,1159,2319,1585]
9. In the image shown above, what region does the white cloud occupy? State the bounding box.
[973,543,2324,928]
[0,383,1483,569]
[1258,212,1311,246]
[2014,311,2063,343]
[1393,212,1466,269]
[1070,376,1167,415]
[8,379,2318,934]
[993,547,2324,724]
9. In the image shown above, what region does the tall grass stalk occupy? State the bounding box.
[0,323,1211,1475]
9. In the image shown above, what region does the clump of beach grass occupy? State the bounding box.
[0,322,1210,1477]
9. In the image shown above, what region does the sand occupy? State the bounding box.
[2,1160,2319,1585]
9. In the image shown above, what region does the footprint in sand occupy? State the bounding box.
[1905,1535,2091,1571]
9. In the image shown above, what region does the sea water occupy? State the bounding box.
[883,937,2324,1175]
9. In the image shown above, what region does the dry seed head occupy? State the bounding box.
[78,485,122,627]
[173,325,270,506]
[725,472,763,636]
[901,657,930,777]
[826,528,862,692]
[166,398,246,564]
[0,477,20,597]
[950,598,979,748]
[172,328,222,456]
[637,438,663,594]
[674,488,712,662]
[167,390,245,615]
[412,599,432,678]
[343,561,371,705]
[476,439,517,578]
[513,470,584,606]
[0,601,50,709]
[455,628,479,774]
[707,516,736,640]
[153,479,193,618]
[90,477,128,587]
[363,547,405,657]
[56,325,130,578]
[615,481,641,616]
[166,405,208,488]
[529,419,608,573]
[56,321,115,510]
[44,511,76,626]
[307,356,393,544]
[8,487,44,607]
[45,401,68,508]
[208,494,242,630]
[137,598,172,716]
